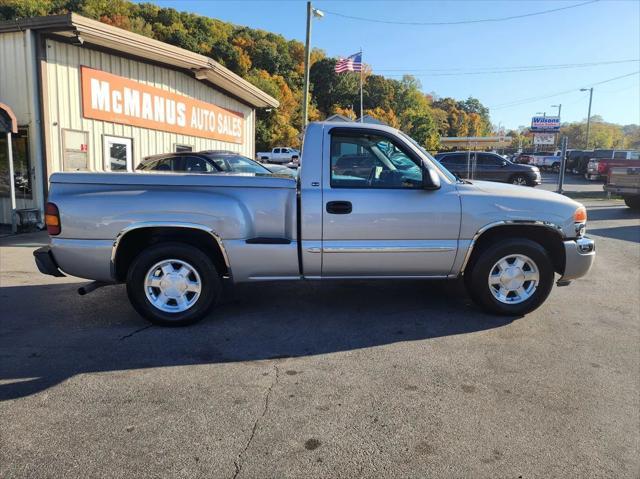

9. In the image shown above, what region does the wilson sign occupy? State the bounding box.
[81,67,245,144]
[530,116,560,132]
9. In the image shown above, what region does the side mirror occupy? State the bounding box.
[422,166,441,190]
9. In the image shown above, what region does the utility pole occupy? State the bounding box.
[551,104,561,149]
[359,48,363,123]
[580,87,593,149]
[302,2,323,128]
[557,136,568,194]
[302,2,312,128]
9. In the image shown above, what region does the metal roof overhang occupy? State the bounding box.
[0,13,279,109]
[440,136,512,148]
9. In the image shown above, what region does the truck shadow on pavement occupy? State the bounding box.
[0,279,515,401]
[588,225,640,243]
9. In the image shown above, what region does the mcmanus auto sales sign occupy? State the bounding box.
[81,67,245,144]
[531,116,560,132]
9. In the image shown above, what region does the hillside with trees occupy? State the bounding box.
[2,0,637,152]
[1,0,493,150]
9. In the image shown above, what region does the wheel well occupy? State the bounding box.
[465,225,566,275]
[114,227,229,281]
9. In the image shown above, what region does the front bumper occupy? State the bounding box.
[559,237,595,282]
[33,246,65,277]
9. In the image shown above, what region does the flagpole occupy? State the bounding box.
[359,48,363,123]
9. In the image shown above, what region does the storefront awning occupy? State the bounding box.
[440,136,512,149]
[0,102,18,134]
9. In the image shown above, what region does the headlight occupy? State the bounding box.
[574,206,587,236]
[574,206,587,222]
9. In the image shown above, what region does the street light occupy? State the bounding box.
[302,2,324,128]
[580,87,594,149]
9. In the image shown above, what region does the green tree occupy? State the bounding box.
[0,0,503,150]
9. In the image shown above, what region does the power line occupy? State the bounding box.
[322,0,598,26]
[376,59,639,75]
[489,71,640,110]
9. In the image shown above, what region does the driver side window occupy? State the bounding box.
[330,132,423,189]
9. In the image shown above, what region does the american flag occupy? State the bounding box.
[334,52,362,73]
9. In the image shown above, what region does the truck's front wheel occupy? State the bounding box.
[126,242,221,326]
[465,239,554,316]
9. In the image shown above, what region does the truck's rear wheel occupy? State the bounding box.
[465,238,554,316]
[126,242,220,326]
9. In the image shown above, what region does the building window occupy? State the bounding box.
[175,144,193,153]
[62,129,89,171]
[103,136,133,172]
[0,128,32,199]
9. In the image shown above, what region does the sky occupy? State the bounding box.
[139,0,639,130]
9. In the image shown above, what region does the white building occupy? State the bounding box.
[0,13,279,227]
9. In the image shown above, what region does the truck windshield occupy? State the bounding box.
[398,132,457,182]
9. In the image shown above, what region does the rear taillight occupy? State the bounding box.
[45,202,61,235]
[598,162,607,173]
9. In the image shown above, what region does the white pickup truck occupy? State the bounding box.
[34,122,595,326]
[530,151,563,171]
[256,147,300,164]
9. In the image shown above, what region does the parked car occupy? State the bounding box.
[604,166,640,209]
[263,163,298,178]
[137,151,293,177]
[434,151,541,186]
[565,150,593,174]
[585,150,640,181]
[256,147,300,164]
[34,121,594,326]
[526,151,561,171]
[513,152,534,165]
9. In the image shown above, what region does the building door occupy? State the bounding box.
[103,136,132,172]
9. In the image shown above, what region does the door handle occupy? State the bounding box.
[326,201,352,214]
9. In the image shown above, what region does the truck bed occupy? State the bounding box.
[48,172,299,281]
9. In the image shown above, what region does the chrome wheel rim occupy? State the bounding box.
[144,259,201,313]
[488,254,539,305]
[512,176,527,185]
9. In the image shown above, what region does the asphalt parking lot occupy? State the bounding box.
[1,196,638,478]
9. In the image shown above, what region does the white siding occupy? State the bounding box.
[0,32,31,121]
[0,31,44,225]
[44,39,256,173]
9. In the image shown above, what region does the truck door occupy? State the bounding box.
[321,127,461,277]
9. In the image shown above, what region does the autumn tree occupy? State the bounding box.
[0,0,507,151]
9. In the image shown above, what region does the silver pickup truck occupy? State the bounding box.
[35,122,595,326]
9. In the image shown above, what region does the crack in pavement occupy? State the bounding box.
[232,362,280,479]
[119,325,153,340]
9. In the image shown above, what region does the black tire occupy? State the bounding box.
[510,174,530,186]
[623,196,640,210]
[552,162,560,173]
[126,242,221,326]
[464,238,554,316]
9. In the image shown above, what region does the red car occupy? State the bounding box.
[585,150,640,181]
